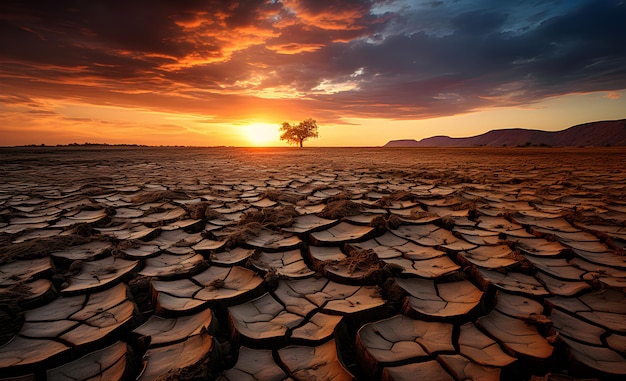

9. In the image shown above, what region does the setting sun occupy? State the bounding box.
[241,123,280,146]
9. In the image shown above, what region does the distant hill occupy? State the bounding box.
[384,119,626,147]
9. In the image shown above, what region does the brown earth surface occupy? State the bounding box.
[0,146,625,380]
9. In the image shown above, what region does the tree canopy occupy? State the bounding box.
[279,118,319,147]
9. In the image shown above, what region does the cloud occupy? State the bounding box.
[0,0,625,126]
[451,10,508,35]
[605,91,623,100]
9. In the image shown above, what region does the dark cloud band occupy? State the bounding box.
[1,0,624,121]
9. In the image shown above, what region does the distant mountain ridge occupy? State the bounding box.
[384,119,626,147]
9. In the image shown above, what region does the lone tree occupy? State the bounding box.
[279,118,319,147]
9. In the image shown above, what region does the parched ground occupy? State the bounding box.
[0,146,625,380]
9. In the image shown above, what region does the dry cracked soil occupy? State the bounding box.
[0,146,625,381]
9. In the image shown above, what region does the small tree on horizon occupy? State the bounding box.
[279,118,319,147]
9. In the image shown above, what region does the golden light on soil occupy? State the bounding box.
[241,123,280,146]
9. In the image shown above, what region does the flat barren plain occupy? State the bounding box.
[1,146,625,380]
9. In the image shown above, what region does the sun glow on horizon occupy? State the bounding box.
[241,123,281,146]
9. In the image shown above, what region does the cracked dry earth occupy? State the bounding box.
[0,146,625,381]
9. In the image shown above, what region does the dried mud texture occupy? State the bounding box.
[1,146,626,380]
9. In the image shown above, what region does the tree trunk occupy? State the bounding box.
[299,140,303,148]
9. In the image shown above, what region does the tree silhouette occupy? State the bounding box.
[279,118,319,147]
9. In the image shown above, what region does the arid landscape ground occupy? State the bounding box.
[1,146,625,380]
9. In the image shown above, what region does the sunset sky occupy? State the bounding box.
[1,0,625,147]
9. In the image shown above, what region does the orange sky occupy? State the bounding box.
[1,1,625,147]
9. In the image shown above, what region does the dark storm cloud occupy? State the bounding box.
[300,0,626,118]
[0,0,624,121]
[452,10,508,35]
